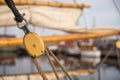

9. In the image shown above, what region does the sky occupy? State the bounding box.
[0,0,120,37]
[78,0,120,28]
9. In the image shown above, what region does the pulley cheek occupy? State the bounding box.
[23,32,45,57]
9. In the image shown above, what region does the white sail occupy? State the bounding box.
[0,5,119,34]
[0,5,82,32]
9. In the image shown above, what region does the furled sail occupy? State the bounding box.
[0,0,90,32]
[0,5,82,32]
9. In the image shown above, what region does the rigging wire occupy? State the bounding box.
[112,0,120,16]
[74,0,88,30]
[94,47,114,70]
[95,39,120,70]
[73,0,84,27]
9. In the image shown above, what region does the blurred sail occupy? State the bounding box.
[0,5,82,32]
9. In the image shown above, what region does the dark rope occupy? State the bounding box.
[4,0,23,22]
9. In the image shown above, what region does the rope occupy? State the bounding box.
[4,0,24,22]
[46,46,73,80]
[83,10,88,32]
[32,57,48,80]
[113,0,120,16]
[45,47,60,80]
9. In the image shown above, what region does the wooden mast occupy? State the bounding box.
[0,69,95,80]
[0,0,90,8]
[0,30,119,47]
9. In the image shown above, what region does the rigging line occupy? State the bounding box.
[46,46,73,80]
[73,0,83,27]
[112,0,120,16]
[94,47,114,70]
[73,0,83,26]
[45,47,60,80]
[31,57,48,80]
[82,10,88,32]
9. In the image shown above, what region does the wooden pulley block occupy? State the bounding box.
[23,32,45,57]
[116,40,120,49]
